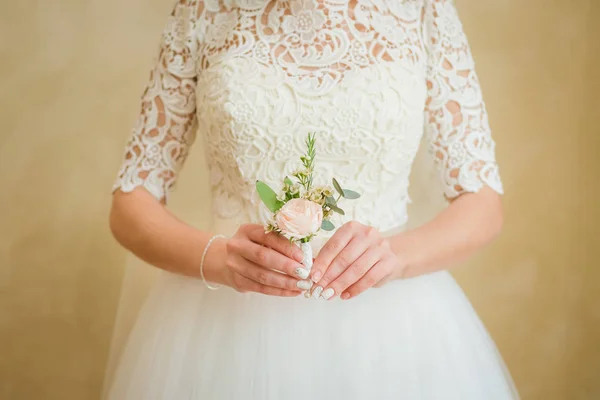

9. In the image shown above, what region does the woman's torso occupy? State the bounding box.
[186,0,431,242]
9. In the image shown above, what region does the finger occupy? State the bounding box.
[341,258,394,300]
[230,237,306,278]
[235,274,302,297]
[320,246,381,300]
[312,235,370,296]
[235,255,306,292]
[246,225,304,263]
[310,221,357,283]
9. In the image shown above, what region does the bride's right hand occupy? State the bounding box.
[207,223,312,297]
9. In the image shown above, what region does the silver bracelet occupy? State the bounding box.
[200,234,226,290]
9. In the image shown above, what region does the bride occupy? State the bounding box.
[106,0,520,398]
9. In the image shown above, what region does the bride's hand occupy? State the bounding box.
[308,221,404,300]
[214,223,311,297]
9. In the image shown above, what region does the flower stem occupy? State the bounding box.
[303,133,316,191]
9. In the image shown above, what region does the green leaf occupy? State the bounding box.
[284,176,293,186]
[332,177,344,197]
[329,203,345,215]
[325,196,337,206]
[342,189,361,199]
[256,180,283,212]
[321,219,335,231]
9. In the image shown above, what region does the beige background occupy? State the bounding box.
[0,0,598,399]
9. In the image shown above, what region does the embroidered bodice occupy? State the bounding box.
[112,0,503,237]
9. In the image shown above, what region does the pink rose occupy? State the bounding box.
[275,198,323,240]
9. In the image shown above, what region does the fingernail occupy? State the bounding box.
[297,280,313,290]
[311,271,322,283]
[341,292,350,300]
[311,286,323,299]
[321,288,334,300]
[295,268,309,280]
[293,251,304,262]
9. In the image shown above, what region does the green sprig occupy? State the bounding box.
[296,132,317,191]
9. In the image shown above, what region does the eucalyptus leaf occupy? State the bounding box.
[256,180,283,212]
[329,204,345,215]
[332,177,344,197]
[321,219,335,231]
[342,189,361,199]
[325,196,337,206]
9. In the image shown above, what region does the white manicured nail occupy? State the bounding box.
[297,280,313,290]
[321,288,334,300]
[295,268,309,279]
[311,286,323,299]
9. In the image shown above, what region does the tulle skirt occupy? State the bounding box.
[105,268,519,399]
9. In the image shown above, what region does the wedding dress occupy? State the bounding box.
[106,0,519,398]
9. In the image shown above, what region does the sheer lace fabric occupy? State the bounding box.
[112,0,503,233]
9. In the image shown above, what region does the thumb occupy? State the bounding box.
[309,258,325,283]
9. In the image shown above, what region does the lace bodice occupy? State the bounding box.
[112,0,503,235]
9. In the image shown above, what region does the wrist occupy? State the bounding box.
[390,251,409,281]
[386,234,413,280]
[201,235,229,286]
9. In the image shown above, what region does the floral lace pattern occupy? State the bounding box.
[422,1,503,198]
[113,0,503,230]
[112,1,198,204]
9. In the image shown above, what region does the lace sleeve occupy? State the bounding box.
[422,0,503,199]
[112,1,198,204]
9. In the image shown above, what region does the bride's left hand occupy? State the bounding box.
[309,221,405,300]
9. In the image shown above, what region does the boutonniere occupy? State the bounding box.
[255,133,360,291]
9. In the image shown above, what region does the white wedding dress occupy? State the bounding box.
[106,0,519,398]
